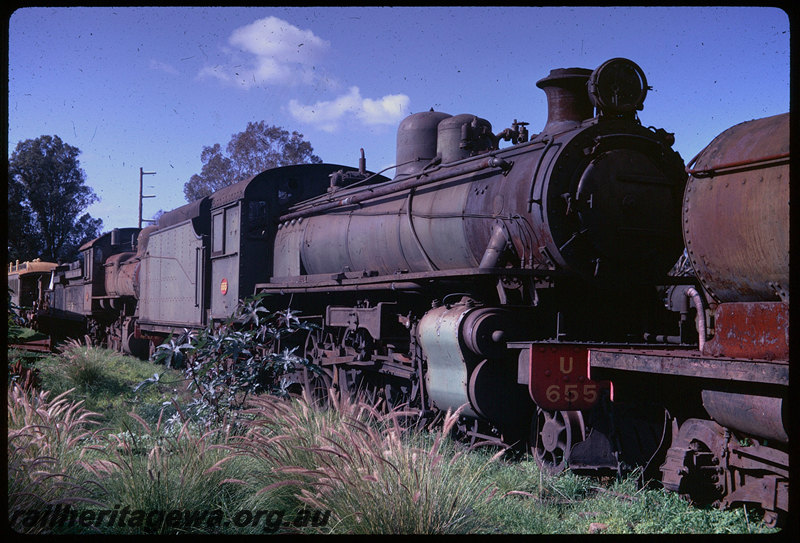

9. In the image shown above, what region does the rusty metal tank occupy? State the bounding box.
[436,113,495,164]
[103,252,138,298]
[102,226,158,299]
[683,113,790,303]
[395,110,452,178]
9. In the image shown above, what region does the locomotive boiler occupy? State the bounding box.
[273,59,685,284]
[28,57,788,524]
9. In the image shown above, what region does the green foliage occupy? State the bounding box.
[75,413,238,535]
[183,122,322,201]
[32,339,187,430]
[7,293,47,391]
[151,294,317,428]
[472,465,779,534]
[8,134,103,262]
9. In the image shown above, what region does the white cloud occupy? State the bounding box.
[196,64,232,84]
[289,87,410,132]
[359,94,410,125]
[229,16,328,65]
[198,16,330,88]
[198,16,410,132]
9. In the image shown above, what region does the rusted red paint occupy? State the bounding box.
[703,301,789,361]
[683,113,789,304]
[528,344,610,410]
[9,337,52,352]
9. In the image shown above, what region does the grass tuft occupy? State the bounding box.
[31,340,189,429]
[7,384,107,534]
[223,392,503,534]
[74,409,239,534]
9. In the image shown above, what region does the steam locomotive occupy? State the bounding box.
[20,58,788,525]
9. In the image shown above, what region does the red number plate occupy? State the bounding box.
[527,345,610,411]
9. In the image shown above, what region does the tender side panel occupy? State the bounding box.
[139,220,205,327]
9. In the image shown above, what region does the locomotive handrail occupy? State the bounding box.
[527,136,557,211]
[286,157,453,215]
[685,152,790,178]
[406,188,439,271]
[194,246,203,308]
[277,155,512,224]
[286,158,420,213]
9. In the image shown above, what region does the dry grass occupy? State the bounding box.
[212,390,504,534]
[73,404,240,534]
[7,384,107,533]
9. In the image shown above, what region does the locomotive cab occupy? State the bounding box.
[7,259,57,320]
[208,164,379,319]
[135,163,382,334]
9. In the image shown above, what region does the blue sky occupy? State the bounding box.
[8,6,790,231]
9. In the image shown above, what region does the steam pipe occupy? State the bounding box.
[685,287,707,351]
[685,152,789,178]
[478,223,510,269]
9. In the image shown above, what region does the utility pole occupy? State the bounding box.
[138,167,157,229]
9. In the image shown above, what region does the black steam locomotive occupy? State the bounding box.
[28,58,789,524]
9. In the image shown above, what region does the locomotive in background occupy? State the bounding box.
[18,58,788,525]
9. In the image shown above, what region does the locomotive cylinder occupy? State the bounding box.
[417,300,520,418]
[417,302,479,417]
[683,113,790,303]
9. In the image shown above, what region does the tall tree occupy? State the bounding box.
[8,135,103,263]
[183,122,322,202]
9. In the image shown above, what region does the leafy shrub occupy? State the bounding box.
[7,287,28,340]
[151,294,317,428]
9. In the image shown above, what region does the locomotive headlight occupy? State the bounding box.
[588,58,650,115]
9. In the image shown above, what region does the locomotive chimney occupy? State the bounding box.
[536,67,594,135]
